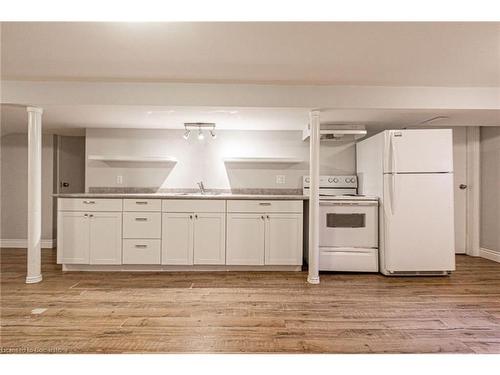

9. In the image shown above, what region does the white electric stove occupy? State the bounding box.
[303,175,379,272]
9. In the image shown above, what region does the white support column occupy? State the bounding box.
[26,106,43,284]
[307,110,321,284]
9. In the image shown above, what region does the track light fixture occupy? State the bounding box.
[183,122,216,141]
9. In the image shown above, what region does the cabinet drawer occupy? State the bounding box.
[227,200,303,213]
[124,199,161,212]
[162,199,225,213]
[123,239,161,265]
[58,198,123,212]
[123,212,161,238]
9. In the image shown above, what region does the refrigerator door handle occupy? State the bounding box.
[390,131,397,215]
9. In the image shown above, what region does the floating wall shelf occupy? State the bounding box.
[88,155,178,163]
[223,157,305,164]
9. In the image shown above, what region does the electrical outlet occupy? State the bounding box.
[276,175,285,184]
[116,175,123,185]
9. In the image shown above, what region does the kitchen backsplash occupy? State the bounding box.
[85,128,355,192]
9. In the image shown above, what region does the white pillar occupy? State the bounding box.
[26,106,43,284]
[308,110,320,284]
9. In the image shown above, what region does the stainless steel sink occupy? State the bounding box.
[174,192,222,196]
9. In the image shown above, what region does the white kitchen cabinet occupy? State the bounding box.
[89,212,122,265]
[226,213,266,265]
[265,213,303,265]
[162,200,226,265]
[161,213,194,265]
[193,213,226,265]
[57,210,122,265]
[226,200,303,266]
[57,212,90,264]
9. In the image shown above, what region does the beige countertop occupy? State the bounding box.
[54,193,309,200]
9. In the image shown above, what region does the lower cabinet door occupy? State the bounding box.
[89,212,123,265]
[226,213,265,265]
[162,213,194,265]
[193,213,225,265]
[265,213,303,265]
[57,211,90,264]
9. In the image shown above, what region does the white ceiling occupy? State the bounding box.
[2,22,499,86]
[2,104,499,135]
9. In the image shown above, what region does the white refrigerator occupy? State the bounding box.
[356,129,455,275]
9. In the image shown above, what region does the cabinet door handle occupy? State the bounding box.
[89,214,94,218]
[261,215,265,220]
[189,215,193,219]
[84,213,88,217]
[266,215,270,219]
[194,214,198,219]
[135,217,148,221]
[135,244,148,248]
[135,201,148,205]
[259,202,271,206]
[83,200,95,204]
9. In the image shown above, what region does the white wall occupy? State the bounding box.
[0,133,56,242]
[86,128,355,190]
[480,127,500,253]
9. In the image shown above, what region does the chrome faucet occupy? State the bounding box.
[197,181,206,194]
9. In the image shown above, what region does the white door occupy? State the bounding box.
[162,213,193,265]
[57,211,90,264]
[384,129,454,173]
[226,213,265,265]
[453,127,467,254]
[193,213,226,265]
[265,214,303,265]
[383,173,455,272]
[89,212,122,265]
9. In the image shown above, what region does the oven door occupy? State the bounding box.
[319,201,378,248]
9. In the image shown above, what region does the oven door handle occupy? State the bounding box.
[319,202,378,207]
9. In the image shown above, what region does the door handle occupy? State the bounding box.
[135,201,148,205]
[135,217,148,221]
[60,182,69,188]
[459,184,467,190]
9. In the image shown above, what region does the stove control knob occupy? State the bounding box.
[328,177,333,183]
[333,178,339,183]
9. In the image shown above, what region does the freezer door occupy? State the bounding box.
[383,129,453,173]
[382,173,455,272]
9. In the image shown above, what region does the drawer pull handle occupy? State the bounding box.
[83,200,96,204]
[135,244,148,248]
[135,201,148,205]
[259,202,271,206]
[135,217,148,221]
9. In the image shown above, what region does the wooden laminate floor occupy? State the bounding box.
[1,248,500,354]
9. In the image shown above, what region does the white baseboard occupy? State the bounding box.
[0,239,56,249]
[479,247,500,263]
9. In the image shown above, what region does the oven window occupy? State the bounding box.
[326,213,365,228]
